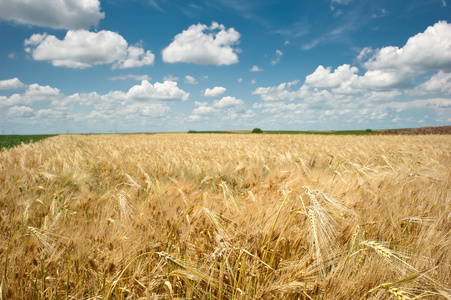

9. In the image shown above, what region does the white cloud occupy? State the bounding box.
[354,69,411,90]
[238,78,243,83]
[305,64,358,88]
[162,22,240,65]
[250,65,263,72]
[415,71,451,95]
[114,46,155,69]
[126,80,189,101]
[253,102,263,109]
[0,83,60,107]
[271,49,283,65]
[25,30,154,69]
[189,95,245,121]
[363,21,451,74]
[26,83,60,98]
[260,102,303,114]
[135,103,171,117]
[386,98,451,110]
[60,91,107,108]
[212,96,244,108]
[109,74,151,81]
[192,105,218,115]
[309,65,410,93]
[365,90,402,102]
[0,0,104,30]
[0,81,189,132]
[204,86,226,97]
[252,80,301,101]
[0,78,26,90]
[36,109,65,119]
[303,22,451,95]
[356,47,373,62]
[184,75,198,84]
[8,106,34,118]
[188,115,201,121]
[163,75,179,81]
[194,101,208,106]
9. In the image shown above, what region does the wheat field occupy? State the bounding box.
[0,133,450,299]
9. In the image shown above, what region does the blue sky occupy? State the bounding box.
[0,0,450,134]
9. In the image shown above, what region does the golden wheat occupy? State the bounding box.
[0,133,450,299]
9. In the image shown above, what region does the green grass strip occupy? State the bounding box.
[0,135,57,150]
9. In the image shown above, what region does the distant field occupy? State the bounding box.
[188,126,451,135]
[263,129,376,135]
[188,129,377,135]
[1,133,449,299]
[0,134,57,150]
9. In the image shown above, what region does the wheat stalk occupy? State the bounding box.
[361,240,392,259]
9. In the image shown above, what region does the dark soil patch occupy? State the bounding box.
[373,126,451,135]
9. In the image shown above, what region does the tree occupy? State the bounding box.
[252,128,263,133]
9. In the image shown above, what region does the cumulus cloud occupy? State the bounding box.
[126,80,189,101]
[162,22,240,65]
[303,64,411,94]
[192,105,218,115]
[25,83,60,98]
[189,95,245,121]
[0,83,60,107]
[305,65,358,88]
[415,71,451,95]
[250,65,263,72]
[8,106,34,118]
[354,69,411,90]
[363,21,451,74]
[252,80,302,101]
[114,46,155,69]
[184,75,198,84]
[0,0,104,30]
[25,30,154,69]
[204,86,226,97]
[0,78,26,90]
[0,80,185,133]
[302,22,451,94]
[212,96,244,108]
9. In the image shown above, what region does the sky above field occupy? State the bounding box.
[0,0,451,134]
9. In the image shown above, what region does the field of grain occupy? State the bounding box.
[0,133,450,299]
